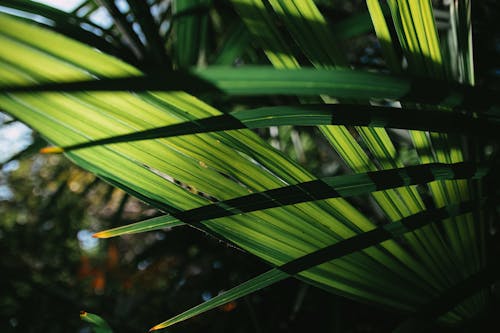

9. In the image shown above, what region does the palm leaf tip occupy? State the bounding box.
[40,146,64,154]
[92,231,108,239]
[149,323,166,331]
[92,228,123,239]
[80,311,112,333]
[92,215,183,238]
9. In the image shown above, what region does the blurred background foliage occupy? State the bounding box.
[1,0,500,332]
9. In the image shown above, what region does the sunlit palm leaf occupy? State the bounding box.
[0,0,496,330]
[1,13,441,315]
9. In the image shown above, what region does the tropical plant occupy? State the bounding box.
[0,0,498,332]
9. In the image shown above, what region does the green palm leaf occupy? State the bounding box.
[148,200,482,330]
[32,104,498,154]
[80,311,113,333]
[0,1,497,331]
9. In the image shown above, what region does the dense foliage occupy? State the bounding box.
[1,0,499,332]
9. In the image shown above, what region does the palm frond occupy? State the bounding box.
[0,1,498,331]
